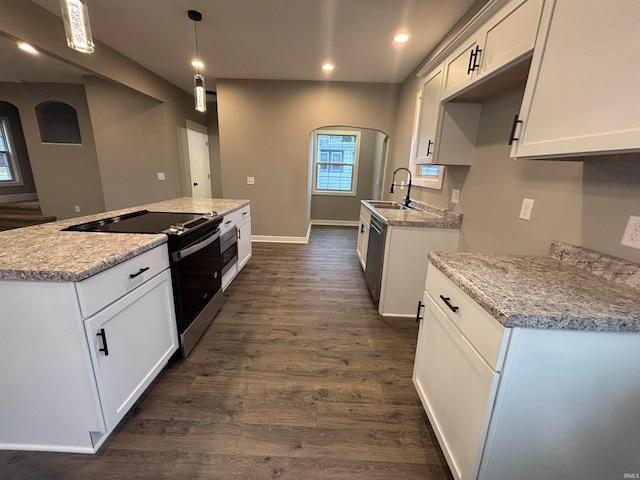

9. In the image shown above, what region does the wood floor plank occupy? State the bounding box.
[0,226,452,479]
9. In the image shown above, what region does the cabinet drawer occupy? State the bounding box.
[425,264,509,371]
[76,244,170,318]
[220,205,250,235]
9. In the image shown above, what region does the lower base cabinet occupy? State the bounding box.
[85,269,177,432]
[415,263,640,479]
[0,244,178,453]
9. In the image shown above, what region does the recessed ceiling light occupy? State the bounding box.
[191,59,204,69]
[393,33,410,43]
[322,63,334,72]
[17,42,38,54]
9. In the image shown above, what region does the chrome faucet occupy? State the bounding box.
[390,167,413,208]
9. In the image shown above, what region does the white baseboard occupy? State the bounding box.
[310,219,359,227]
[0,193,38,204]
[251,235,309,244]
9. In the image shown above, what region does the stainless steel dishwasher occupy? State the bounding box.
[365,213,386,306]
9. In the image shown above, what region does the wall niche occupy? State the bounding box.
[36,101,81,144]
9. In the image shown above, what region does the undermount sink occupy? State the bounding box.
[365,200,414,210]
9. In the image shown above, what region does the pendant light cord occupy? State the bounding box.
[193,20,200,74]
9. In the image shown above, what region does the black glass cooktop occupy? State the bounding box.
[63,210,210,234]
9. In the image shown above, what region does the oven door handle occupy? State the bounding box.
[172,230,220,262]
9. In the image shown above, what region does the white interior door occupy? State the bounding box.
[187,128,212,198]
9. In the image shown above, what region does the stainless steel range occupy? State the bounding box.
[64,210,223,357]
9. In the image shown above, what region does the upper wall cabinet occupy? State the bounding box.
[411,65,445,164]
[510,0,640,159]
[442,0,543,100]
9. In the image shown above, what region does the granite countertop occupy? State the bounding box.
[362,200,462,229]
[0,197,249,282]
[428,242,640,332]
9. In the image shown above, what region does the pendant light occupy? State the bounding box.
[188,10,206,113]
[59,0,95,53]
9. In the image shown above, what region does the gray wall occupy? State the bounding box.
[0,82,105,218]
[310,127,382,222]
[389,81,640,263]
[216,79,399,238]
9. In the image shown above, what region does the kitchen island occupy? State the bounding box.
[414,241,640,480]
[0,197,249,282]
[0,197,249,454]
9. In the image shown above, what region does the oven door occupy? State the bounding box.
[171,228,222,356]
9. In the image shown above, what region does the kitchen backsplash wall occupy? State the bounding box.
[390,83,640,263]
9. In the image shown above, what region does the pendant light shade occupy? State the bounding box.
[60,0,94,53]
[194,74,206,113]
[188,10,206,113]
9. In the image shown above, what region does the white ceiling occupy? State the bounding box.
[25,0,478,93]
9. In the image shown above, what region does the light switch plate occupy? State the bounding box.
[519,198,534,220]
[621,216,640,249]
[157,172,165,181]
[74,205,81,213]
[451,189,460,204]
[247,177,255,185]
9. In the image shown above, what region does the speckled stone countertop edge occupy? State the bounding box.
[361,200,462,229]
[427,248,640,332]
[427,253,512,325]
[0,198,249,283]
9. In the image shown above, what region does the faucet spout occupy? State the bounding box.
[390,167,412,208]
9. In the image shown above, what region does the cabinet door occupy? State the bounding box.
[237,217,252,270]
[511,0,640,159]
[476,0,542,82]
[442,37,481,100]
[356,215,370,270]
[413,295,499,480]
[85,269,178,431]
[413,66,444,164]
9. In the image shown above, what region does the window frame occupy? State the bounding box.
[312,129,361,196]
[0,116,23,187]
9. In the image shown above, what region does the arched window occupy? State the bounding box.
[36,101,81,144]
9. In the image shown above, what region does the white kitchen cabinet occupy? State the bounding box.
[84,269,177,431]
[0,244,177,453]
[441,0,542,100]
[510,0,640,159]
[356,204,371,269]
[377,222,460,317]
[414,265,510,480]
[237,215,252,270]
[411,65,444,164]
[415,262,640,479]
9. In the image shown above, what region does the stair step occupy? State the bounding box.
[0,214,57,231]
[0,201,43,215]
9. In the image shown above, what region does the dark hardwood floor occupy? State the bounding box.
[0,226,452,479]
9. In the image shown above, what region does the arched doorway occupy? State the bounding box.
[308,125,389,224]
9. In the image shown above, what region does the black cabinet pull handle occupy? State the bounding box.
[237,228,241,240]
[472,46,482,71]
[416,300,425,323]
[193,182,198,186]
[97,328,109,356]
[360,224,365,233]
[242,211,248,216]
[426,139,433,157]
[467,48,476,74]
[508,114,523,145]
[225,220,232,224]
[439,295,459,312]
[129,267,149,279]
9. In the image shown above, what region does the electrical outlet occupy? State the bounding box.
[157,172,165,181]
[621,216,640,249]
[451,189,460,204]
[247,176,255,185]
[74,205,81,213]
[519,198,534,220]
